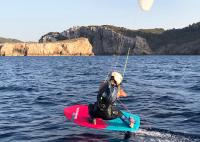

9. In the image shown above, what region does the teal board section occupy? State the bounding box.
[106,111,140,132]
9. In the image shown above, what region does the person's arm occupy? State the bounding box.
[97,81,107,100]
[99,81,106,90]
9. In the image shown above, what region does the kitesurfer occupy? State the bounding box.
[88,71,134,128]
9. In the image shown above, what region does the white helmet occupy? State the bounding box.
[110,71,123,85]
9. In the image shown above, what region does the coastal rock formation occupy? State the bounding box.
[39,22,200,55]
[155,39,200,55]
[0,38,93,56]
[39,26,152,55]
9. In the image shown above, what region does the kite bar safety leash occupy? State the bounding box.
[117,98,152,130]
[117,99,131,114]
[122,47,131,78]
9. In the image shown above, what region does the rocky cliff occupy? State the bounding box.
[39,23,200,55]
[0,38,93,56]
[39,26,152,55]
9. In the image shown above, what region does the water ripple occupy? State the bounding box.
[0,56,200,142]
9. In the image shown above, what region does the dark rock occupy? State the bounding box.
[39,26,152,55]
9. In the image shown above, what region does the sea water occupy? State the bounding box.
[0,56,200,142]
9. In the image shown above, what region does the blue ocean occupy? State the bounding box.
[0,56,200,142]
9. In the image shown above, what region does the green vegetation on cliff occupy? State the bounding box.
[0,37,22,43]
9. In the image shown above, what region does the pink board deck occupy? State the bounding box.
[64,104,140,132]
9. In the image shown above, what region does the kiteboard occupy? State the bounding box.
[64,104,140,132]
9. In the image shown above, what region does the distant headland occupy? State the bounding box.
[1,22,200,56]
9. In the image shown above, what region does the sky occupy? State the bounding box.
[1,0,200,41]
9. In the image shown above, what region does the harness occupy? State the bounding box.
[97,82,119,111]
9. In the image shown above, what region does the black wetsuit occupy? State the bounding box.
[89,81,122,120]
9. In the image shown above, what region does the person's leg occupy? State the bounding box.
[88,103,97,124]
[88,102,107,124]
[103,105,122,120]
[88,103,95,118]
[102,105,134,128]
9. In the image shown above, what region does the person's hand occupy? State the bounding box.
[117,88,127,98]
